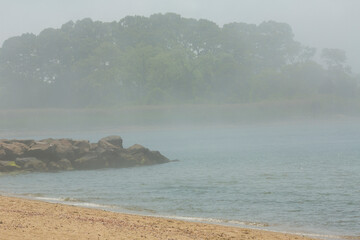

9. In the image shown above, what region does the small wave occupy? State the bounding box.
[159,215,269,228]
[68,202,112,209]
[227,219,269,227]
[22,193,45,197]
[36,196,66,202]
[35,196,86,203]
[28,195,115,210]
[31,194,84,203]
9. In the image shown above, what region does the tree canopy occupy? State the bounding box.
[0,13,358,108]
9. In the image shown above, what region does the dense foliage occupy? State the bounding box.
[0,13,358,108]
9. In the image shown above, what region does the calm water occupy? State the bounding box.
[1,120,360,239]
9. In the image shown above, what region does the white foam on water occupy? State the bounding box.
[68,201,109,208]
[28,195,117,210]
[36,196,65,202]
[157,215,268,227]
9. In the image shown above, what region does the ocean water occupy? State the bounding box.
[1,120,360,239]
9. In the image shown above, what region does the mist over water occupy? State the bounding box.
[1,120,360,238]
[1,2,360,239]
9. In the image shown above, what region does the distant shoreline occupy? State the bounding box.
[1,102,359,138]
[0,195,323,240]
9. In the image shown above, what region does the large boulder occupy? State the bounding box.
[95,136,124,166]
[97,139,119,152]
[26,141,55,161]
[127,144,146,151]
[99,136,123,148]
[47,161,61,171]
[0,148,6,159]
[104,151,132,168]
[72,140,91,158]
[51,139,76,160]
[12,139,35,146]
[73,154,107,170]
[58,158,73,170]
[0,160,21,172]
[0,141,29,160]
[47,158,73,171]
[15,157,47,171]
[125,144,170,165]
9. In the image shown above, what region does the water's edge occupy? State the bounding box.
[0,191,351,240]
[1,122,359,240]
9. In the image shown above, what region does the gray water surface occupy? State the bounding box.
[1,121,359,238]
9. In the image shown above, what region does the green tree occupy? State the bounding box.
[321,48,347,70]
[0,14,357,108]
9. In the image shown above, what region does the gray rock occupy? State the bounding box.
[26,141,55,161]
[74,154,106,170]
[12,139,35,146]
[0,141,28,160]
[50,139,76,160]
[0,136,170,173]
[47,161,61,171]
[47,158,73,171]
[125,144,170,165]
[99,136,123,148]
[73,140,91,157]
[0,148,6,159]
[15,157,47,171]
[0,160,21,172]
[58,158,73,170]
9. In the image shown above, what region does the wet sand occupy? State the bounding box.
[0,195,320,240]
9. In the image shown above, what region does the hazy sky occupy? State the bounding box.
[1,0,359,72]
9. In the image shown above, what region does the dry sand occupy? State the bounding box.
[0,195,319,240]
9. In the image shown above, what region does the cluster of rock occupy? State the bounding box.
[0,136,170,173]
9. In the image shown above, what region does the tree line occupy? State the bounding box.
[0,13,358,108]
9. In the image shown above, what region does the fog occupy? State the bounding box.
[0,0,359,133]
[1,3,360,238]
[1,0,359,72]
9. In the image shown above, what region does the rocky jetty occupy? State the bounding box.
[0,136,170,173]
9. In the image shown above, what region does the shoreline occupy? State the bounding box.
[1,104,359,137]
[0,195,325,240]
[1,116,359,141]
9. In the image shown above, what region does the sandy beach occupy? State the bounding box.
[0,195,320,240]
